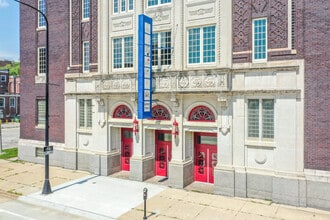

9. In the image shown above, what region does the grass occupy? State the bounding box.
[0,148,18,160]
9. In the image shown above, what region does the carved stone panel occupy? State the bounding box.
[187,3,215,21]
[147,9,171,25]
[112,16,133,32]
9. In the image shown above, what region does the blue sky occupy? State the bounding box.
[0,0,19,61]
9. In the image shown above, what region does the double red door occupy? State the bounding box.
[194,132,217,183]
[155,130,172,176]
[121,128,133,171]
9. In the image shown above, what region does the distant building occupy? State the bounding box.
[0,69,20,121]
[19,0,330,210]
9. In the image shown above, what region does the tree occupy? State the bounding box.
[0,61,20,76]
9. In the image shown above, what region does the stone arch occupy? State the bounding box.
[188,105,216,122]
[152,104,171,120]
[113,104,133,119]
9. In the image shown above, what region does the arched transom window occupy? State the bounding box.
[113,105,132,119]
[152,105,170,120]
[188,105,215,122]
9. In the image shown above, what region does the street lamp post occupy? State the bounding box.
[13,0,52,194]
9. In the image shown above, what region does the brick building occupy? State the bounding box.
[19,0,330,210]
[0,69,20,121]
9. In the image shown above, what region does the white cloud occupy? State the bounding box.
[0,0,9,8]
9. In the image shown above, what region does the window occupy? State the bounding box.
[113,0,133,13]
[113,36,133,69]
[83,41,90,73]
[9,98,15,107]
[79,99,92,128]
[38,47,46,75]
[37,99,46,126]
[188,26,216,64]
[253,18,267,61]
[83,0,90,19]
[152,32,171,67]
[248,99,274,139]
[188,105,215,122]
[148,0,171,7]
[0,98,4,108]
[0,75,6,82]
[38,0,46,27]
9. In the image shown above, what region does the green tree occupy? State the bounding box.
[0,61,20,76]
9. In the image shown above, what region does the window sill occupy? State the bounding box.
[36,27,46,31]
[77,128,92,134]
[35,125,45,130]
[81,18,90,23]
[245,140,275,148]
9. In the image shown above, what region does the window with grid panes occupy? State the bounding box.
[0,98,4,108]
[188,26,215,64]
[248,99,274,139]
[152,32,171,67]
[83,41,90,72]
[113,0,133,13]
[83,0,90,19]
[79,99,92,128]
[38,47,46,75]
[253,18,267,61]
[9,98,15,107]
[148,0,171,6]
[38,0,46,27]
[37,100,46,126]
[113,36,133,69]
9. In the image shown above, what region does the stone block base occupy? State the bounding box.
[129,156,154,181]
[169,160,193,188]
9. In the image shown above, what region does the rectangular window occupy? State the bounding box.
[9,98,15,107]
[38,47,46,75]
[253,18,267,61]
[83,0,90,19]
[37,99,46,126]
[113,36,133,69]
[0,75,6,82]
[152,31,171,67]
[0,98,4,108]
[113,0,133,13]
[188,26,215,64]
[248,99,274,139]
[148,0,171,6]
[114,0,119,13]
[83,41,90,73]
[38,0,46,27]
[79,99,92,128]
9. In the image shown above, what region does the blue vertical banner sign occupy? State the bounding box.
[138,14,153,119]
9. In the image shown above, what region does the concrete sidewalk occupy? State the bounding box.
[1,159,330,219]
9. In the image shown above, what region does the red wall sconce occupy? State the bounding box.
[172,118,179,139]
[133,117,139,136]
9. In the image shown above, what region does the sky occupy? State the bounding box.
[0,0,19,61]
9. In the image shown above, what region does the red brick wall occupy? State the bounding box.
[303,0,330,170]
[20,0,69,143]
[232,0,300,62]
[68,0,98,74]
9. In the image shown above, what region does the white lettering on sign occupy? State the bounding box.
[145,23,151,34]
[144,102,150,111]
[144,79,150,89]
[144,90,150,100]
[145,68,150,78]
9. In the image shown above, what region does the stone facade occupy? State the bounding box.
[19,0,330,210]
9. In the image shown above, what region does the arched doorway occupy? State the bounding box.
[189,105,217,183]
[113,105,133,171]
[152,105,172,177]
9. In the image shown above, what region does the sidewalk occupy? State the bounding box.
[1,159,330,219]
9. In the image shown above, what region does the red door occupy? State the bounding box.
[194,132,217,183]
[121,128,133,171]
[155,130,172,176]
